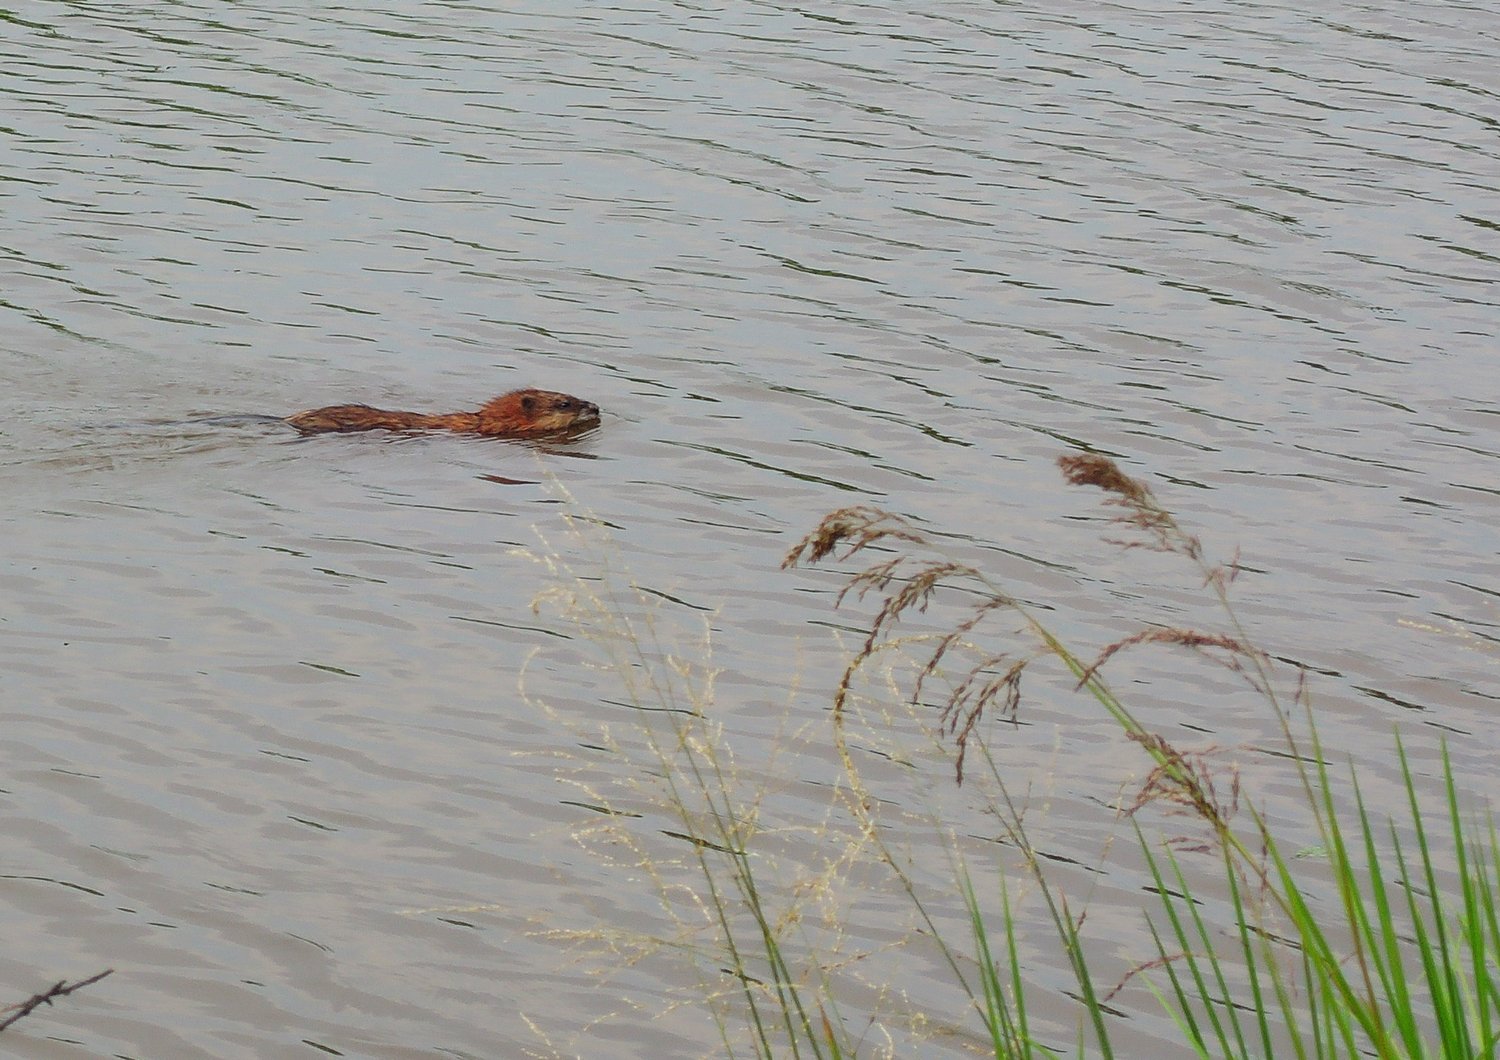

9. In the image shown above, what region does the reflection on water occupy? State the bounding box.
[3,1,1497,1054]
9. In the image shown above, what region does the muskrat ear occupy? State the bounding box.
[520,394,536,411]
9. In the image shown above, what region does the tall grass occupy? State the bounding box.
[533,457,1498,1056]
[525,514,869,1057]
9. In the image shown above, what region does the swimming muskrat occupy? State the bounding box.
[285,388,601,438]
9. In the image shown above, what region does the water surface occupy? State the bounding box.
[3,2,1498,1056]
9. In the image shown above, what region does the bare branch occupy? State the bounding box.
[0,969,114,1033]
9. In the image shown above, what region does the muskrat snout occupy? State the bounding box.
[556,395,601,420]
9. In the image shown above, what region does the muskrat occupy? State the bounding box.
[285,388,600,438]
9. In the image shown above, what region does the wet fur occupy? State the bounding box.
[285,388,600,438]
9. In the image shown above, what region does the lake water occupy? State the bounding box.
[4,2,1498,1056]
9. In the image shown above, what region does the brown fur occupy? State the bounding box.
[285,388,600,438]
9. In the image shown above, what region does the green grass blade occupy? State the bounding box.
[1138,839,1220,1053]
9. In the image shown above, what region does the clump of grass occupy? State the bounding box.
[532,457,1497,1056]
[783,451,1500,1057]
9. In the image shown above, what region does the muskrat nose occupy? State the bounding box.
[583,400,600,416]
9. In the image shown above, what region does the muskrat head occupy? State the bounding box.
[476,388,601,437]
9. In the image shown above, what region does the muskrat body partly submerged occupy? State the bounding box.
[285,388,600,438]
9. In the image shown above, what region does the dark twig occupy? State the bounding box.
[0,969,114,1033]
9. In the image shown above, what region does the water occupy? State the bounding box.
[4,2,1498,1055]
